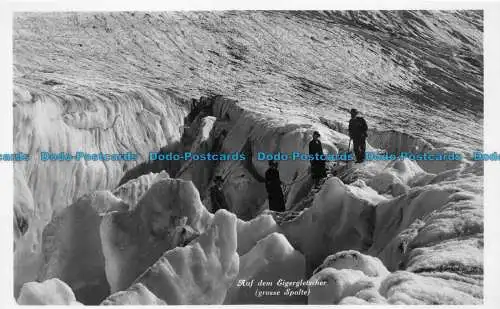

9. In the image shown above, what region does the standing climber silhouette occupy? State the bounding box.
[348,108,368,163]
[309,131,327,189]
[265,160,286,212]
[210,175,229,213]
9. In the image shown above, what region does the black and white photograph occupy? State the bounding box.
[6,3,498,306]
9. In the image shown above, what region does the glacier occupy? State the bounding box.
[13,11,483,305]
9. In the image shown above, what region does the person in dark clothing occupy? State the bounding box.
[309,131,327,189]
[210,176,229,213]
[265,161,286,212]
[348,108,368,163]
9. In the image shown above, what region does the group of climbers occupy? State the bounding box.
[309,108,368,187]
[348,108,368,164]
[208,161,287,213]
[209,108,368,214]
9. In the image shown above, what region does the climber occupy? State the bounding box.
[309,131,327,189]
[348,108,368,163]
[265,160,286,212]
[210,175,229,213]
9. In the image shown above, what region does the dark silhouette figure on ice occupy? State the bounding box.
[210,175,229,213]
[348,108,368,163]
[265,160,286,212]
[309,131,327,189]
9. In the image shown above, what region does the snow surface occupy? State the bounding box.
[308,268,372,304]
[17,278,83,305]
[224,232,306,304]
[280,177,378,275]
[14,11,482,150]
[235,214,278,255]
[313,250,390,277]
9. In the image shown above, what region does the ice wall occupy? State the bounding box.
[279,177,378,275]
[13,85,188,294]
[176,115,220,197]
[197,97,347,219]
[306,191,482,305]
[37,191,122,304]
[224,232,306,304]
[102,210,239,305]
[35,171,169,304]
[14,86,187,218]
[100,178,211,293]
[302,162,483,305]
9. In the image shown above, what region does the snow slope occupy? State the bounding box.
[14,11,482,151]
